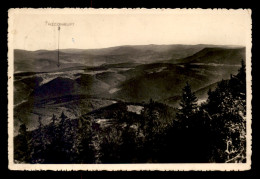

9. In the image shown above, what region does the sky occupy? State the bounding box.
[10,9,251,51]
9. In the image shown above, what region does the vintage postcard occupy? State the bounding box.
[8,8,252,171]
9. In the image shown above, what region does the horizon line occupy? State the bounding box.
[13,43,246,52]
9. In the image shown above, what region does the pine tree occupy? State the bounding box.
[43,112,68,163]
[15,123,30,162]
[37,115,43,148]
[206,80,230,115]
[30,116,45,162]
[229,59,246,99]
[237,59,246,83]
[51,114,57,125]
[204,61,247,162]
[77,118,95,163]
[16,123,30,162]
[176,82,198,128]
[236,59,246,98]
[38,116,43,129]
[60,111,67,126]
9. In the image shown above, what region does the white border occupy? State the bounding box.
[8,8,252,171]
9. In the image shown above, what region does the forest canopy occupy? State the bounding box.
[14,60,246,164]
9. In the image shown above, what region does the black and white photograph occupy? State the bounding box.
[8,8,252,171]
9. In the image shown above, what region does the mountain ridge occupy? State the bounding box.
[14,44,245,73]
[14,44,245,52]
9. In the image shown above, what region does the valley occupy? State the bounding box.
[13,44,245,136]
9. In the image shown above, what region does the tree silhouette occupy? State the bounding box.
[13,60,247,164]
[51,114,57,125]
[176,82,198,128]
[15,123,30,162]
[237,59,246,83]
[204,61,246,162]
[60,111,67,126]
[229,59,246,100]
[38,116,43,129]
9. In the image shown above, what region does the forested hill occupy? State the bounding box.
[14,61,246,163]
[14,44,244,73]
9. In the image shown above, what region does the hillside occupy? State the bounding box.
[113,63,240,103]
[31,77,80,100]
[14,44,242,73]
[13,44,245,135]
[169,47,245,65]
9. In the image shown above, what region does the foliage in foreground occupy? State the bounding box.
[14,61,246,163]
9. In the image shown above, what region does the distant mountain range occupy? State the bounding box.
[167,47,245,65]
[14,44,245,73]
[13,44,246,135]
